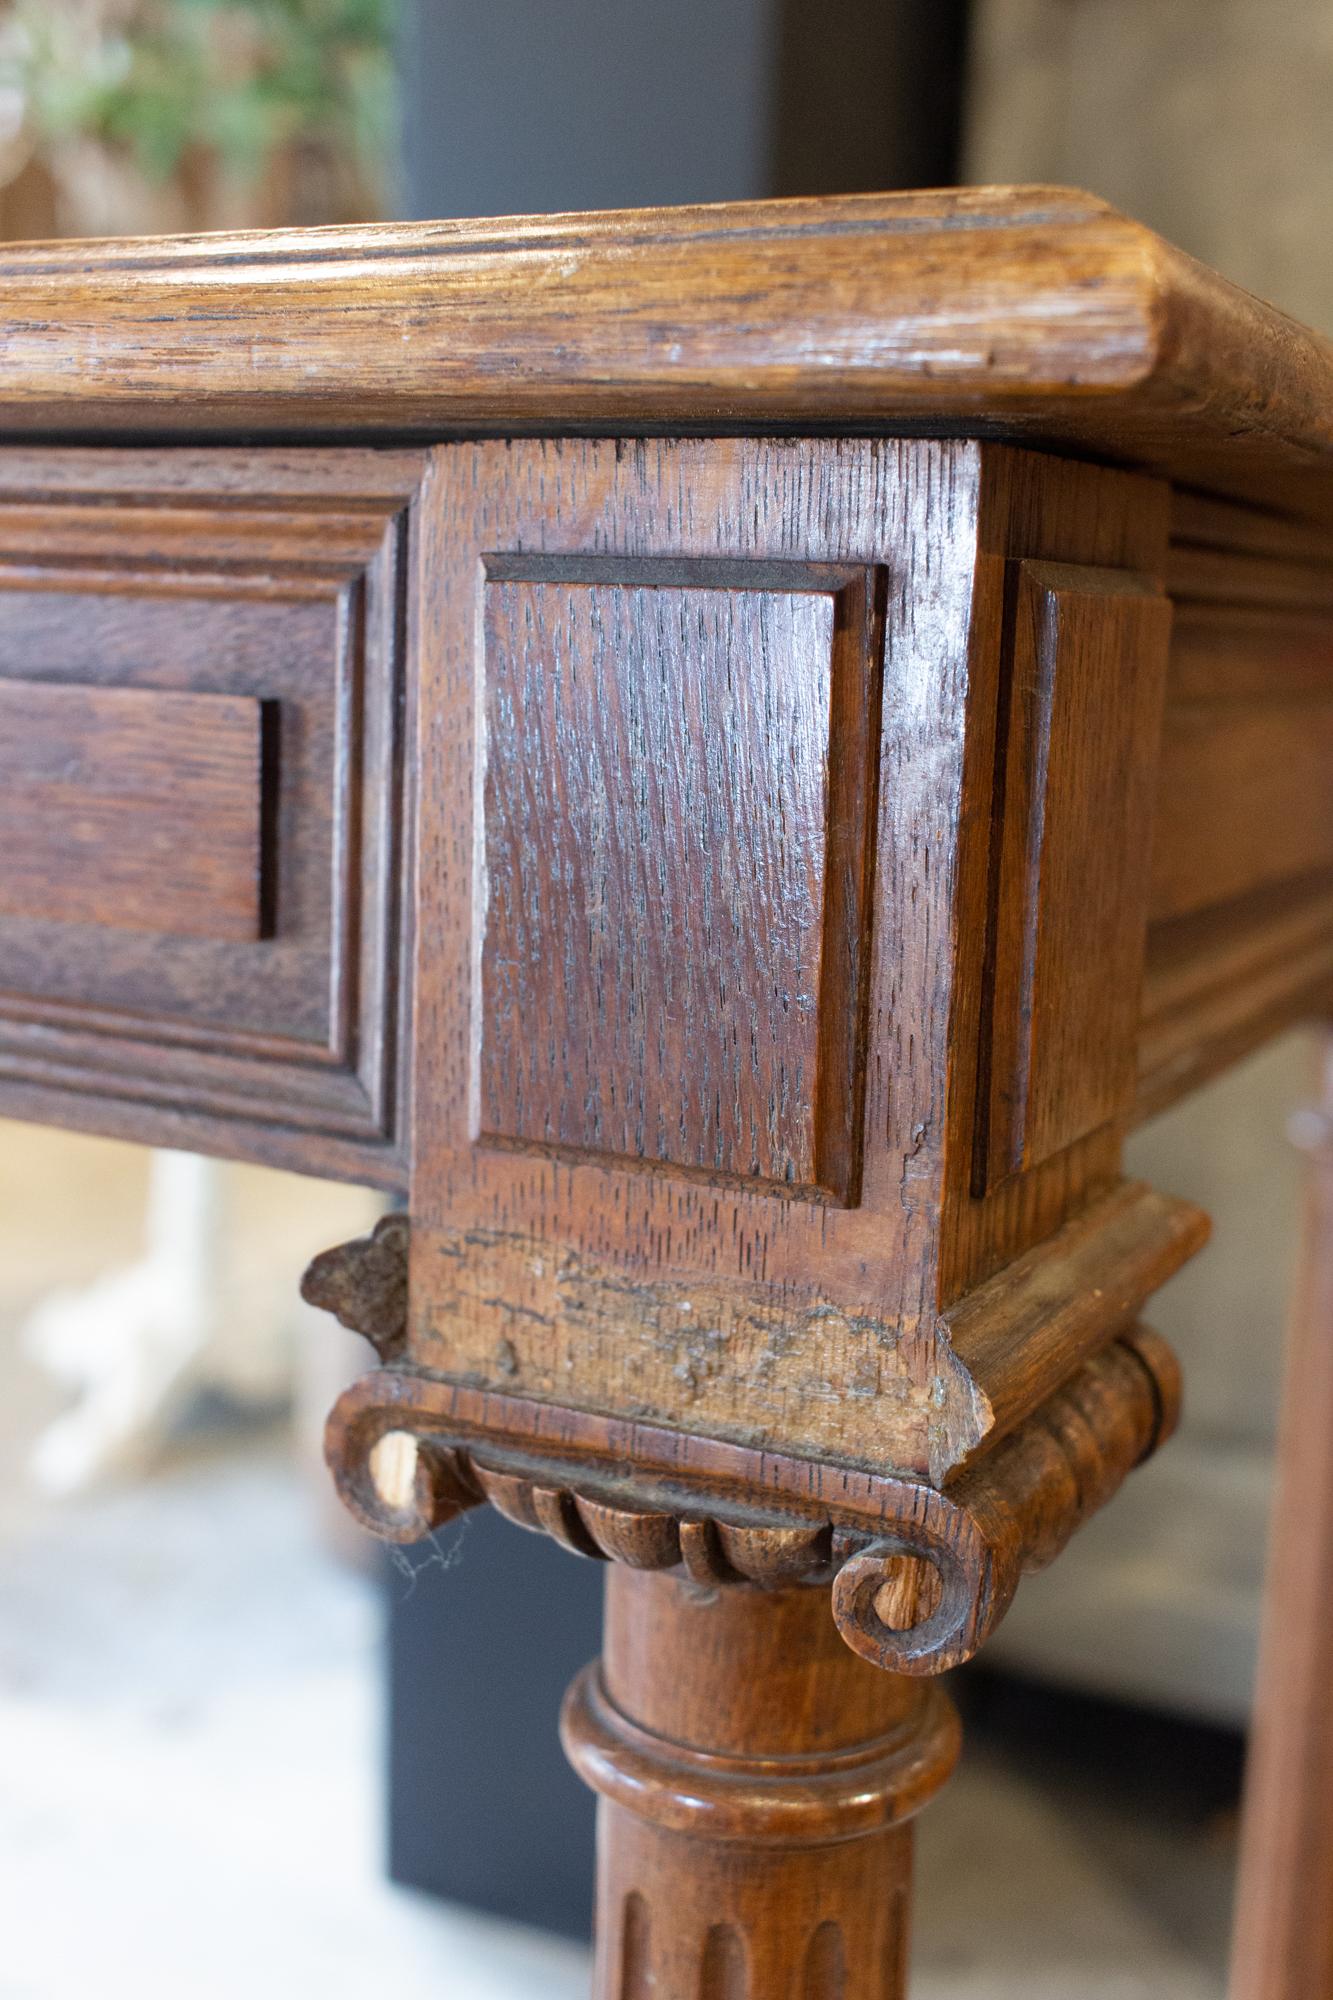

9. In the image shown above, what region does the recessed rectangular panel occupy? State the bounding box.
[978,560,1171,1189]
[480,560,879,1197]
[0,680,264,940]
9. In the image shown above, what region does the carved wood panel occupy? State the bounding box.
[0,448,427,1186]
[409,438,1177,1479]
[976,559,1171,1190]
[480,557,880,1200]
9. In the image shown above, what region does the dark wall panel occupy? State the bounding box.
[401,0,779,218]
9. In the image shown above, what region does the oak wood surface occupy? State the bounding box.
[0,188,1332,523]
[407,436,1178,1484]
[0,680,265,940]
[1229,1026,1333,2000]
[0,447,424,1185]
[479,561,877,1199]
[933,448,1171,1308]
[1138,488,1333,1116]
[562,1569,959,1999]
[323,1311,1188,1678]
[976,559,1169,1190]
[4,190,1330,2000]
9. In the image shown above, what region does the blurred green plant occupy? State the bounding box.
[0,0,398,196]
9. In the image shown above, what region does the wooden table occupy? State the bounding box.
[3,186,1330,1997]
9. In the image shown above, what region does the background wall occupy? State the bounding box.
[387,0,971,1935]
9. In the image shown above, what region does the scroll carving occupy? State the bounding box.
[319,1313,1180,1676]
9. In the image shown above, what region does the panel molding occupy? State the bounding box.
[973,558,1171,1194]
[0,447,426,1186]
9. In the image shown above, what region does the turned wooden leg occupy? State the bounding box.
[561,1569,960,1999]
[1230,1025,1333,2000]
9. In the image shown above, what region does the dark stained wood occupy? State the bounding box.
[479,560,879,1198]
[562,1568,959,2000]
[1138,490,1333,1117]
[322,1321,1185,1678]
[408,436,1180,1483]
[934,449,1172,1307]
[977,560,1170,1190]
[0,681,265,941]
[0,447,425,1187]
[7,188,1333,2000]
[412,435,981,1481]
[300,1212,409,1363]
[1229,1025,1333,2000]
[0,188,1332,522]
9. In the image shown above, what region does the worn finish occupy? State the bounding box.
[0,187,1332,519]
[562,1570,958,2000]
[409,436,1176,1484]
[480,561,878,1197]
[0,681,265,940]
[1229,1025,1333,2000]
[322,1323,1182,1678]
[300,1212,409,1363]
[0,448,423,1186]
[7,188,1333,1999]
[320,1173,1203,1472]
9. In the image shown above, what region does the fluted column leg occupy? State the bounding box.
[562,1568,960,2000]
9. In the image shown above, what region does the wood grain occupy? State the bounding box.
[0,188,1331,520]
[938,449,1172,1306]
[0,681,265,940]
[0,446,424,1186]
[7,186,1333,2000]
[1229,1025,1333,2000]
[323,1318,1188,1675]
[977,560,1170,1188]
[562,1569,958,1999]
[479,561,878,1197]
[413,435,983,1481]
[403,437,1194,1479]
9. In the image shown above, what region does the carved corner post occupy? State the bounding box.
[305,435,1209,1994]
[1230,1023,1333,2000]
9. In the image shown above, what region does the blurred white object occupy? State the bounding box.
[23,1149,291,1495]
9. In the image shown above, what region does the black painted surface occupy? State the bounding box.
[385,1507,603,1940]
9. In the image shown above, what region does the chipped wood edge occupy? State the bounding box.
[322,1327,1180,1676]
